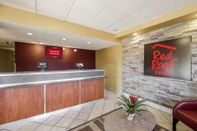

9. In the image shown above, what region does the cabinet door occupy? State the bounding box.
[46,81,79,112]
[81,78,104,103]
[0,85,44,124]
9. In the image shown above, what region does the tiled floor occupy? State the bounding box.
[0,89,193,131]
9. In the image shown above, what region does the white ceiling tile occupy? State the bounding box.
[36,0,75,20]
[87,0,157,30]
[0,0,36,13]
[65,0,116,25]
[105,0,197,33]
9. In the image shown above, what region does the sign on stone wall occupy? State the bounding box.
[144,36,191,80]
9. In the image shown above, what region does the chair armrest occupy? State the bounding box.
[173,100,197,116]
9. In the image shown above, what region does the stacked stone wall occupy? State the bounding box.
[122,18,197,108]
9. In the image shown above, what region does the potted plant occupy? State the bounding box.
[116,93,147,121]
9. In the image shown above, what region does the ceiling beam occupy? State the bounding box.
[116,3,197,39]
[0,4,121,43]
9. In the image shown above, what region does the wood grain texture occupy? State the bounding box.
[81,78,104,103]
[46,81,79,112]
[0,86,44,124]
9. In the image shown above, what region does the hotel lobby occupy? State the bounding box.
[0,1,197,131]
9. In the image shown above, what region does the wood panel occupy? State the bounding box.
[46,81,79,112]
[81,78,104,103]
[0,86,44,124]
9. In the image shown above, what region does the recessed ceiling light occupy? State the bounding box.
[111,28,117,31]
[133,33,138,36]
[62,38,67,40]
[87,42,91,44]
[26,32,33,35]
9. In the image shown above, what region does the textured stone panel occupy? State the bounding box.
[122,18,197,109]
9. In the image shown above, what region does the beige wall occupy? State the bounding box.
[96,44,122,91]
[0,49,14,72]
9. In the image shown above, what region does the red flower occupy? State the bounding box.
[130,96,137,103]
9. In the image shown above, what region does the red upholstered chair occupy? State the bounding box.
[173,100,197,131]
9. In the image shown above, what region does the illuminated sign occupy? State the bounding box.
[151,44,178,76]
[46,46,62,58]
[144,37,191,80]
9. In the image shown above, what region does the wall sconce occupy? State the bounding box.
[7,41,12,44]
[74,49,77,52]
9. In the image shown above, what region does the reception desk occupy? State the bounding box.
[0,70,104,124]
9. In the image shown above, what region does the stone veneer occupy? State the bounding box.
[122,18,197,108]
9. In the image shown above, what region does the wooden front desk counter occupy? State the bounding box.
[0,70,104,124]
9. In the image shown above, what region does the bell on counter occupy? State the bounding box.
[37,62,48,71]
[75,63,84,70]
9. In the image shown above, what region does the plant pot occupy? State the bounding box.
[126,112,135,121]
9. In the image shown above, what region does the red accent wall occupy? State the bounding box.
[15,42,95,71]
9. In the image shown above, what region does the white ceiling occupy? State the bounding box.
[0,0,197,50]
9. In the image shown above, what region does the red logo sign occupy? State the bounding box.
[151,43,178,76]
[46,47,62,58]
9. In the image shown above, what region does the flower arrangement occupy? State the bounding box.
[116,93,147,120]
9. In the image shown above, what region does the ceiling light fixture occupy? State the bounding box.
[26,32,33,35]
[62,38,67,40]
[111,28,117,31]
[133,33,138,36]
[87,42,91,44]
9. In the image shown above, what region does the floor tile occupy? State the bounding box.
[31,116,50,123]
[157,122,172,131]
[83,102,95,108]
[147,106,162,115]
[69,105,83,112]
[103,107,115,114]
[94,103,105,109]
[91,108,103,115]
[75,112,90,121]
[55,117,73,128]
[43,116,62,126]
[64,111,79,119]
[80,106,93,113]
[154,114,170,123]
[34,124,53,131]
[17,122,40,131]
[0,120,29,131]
[68,119,86,129]
[87,113,101,121]
[53,109,69,117]
[177,122,193,131]
[50,126,67,131]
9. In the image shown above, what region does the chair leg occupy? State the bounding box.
[173,117,179,131]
